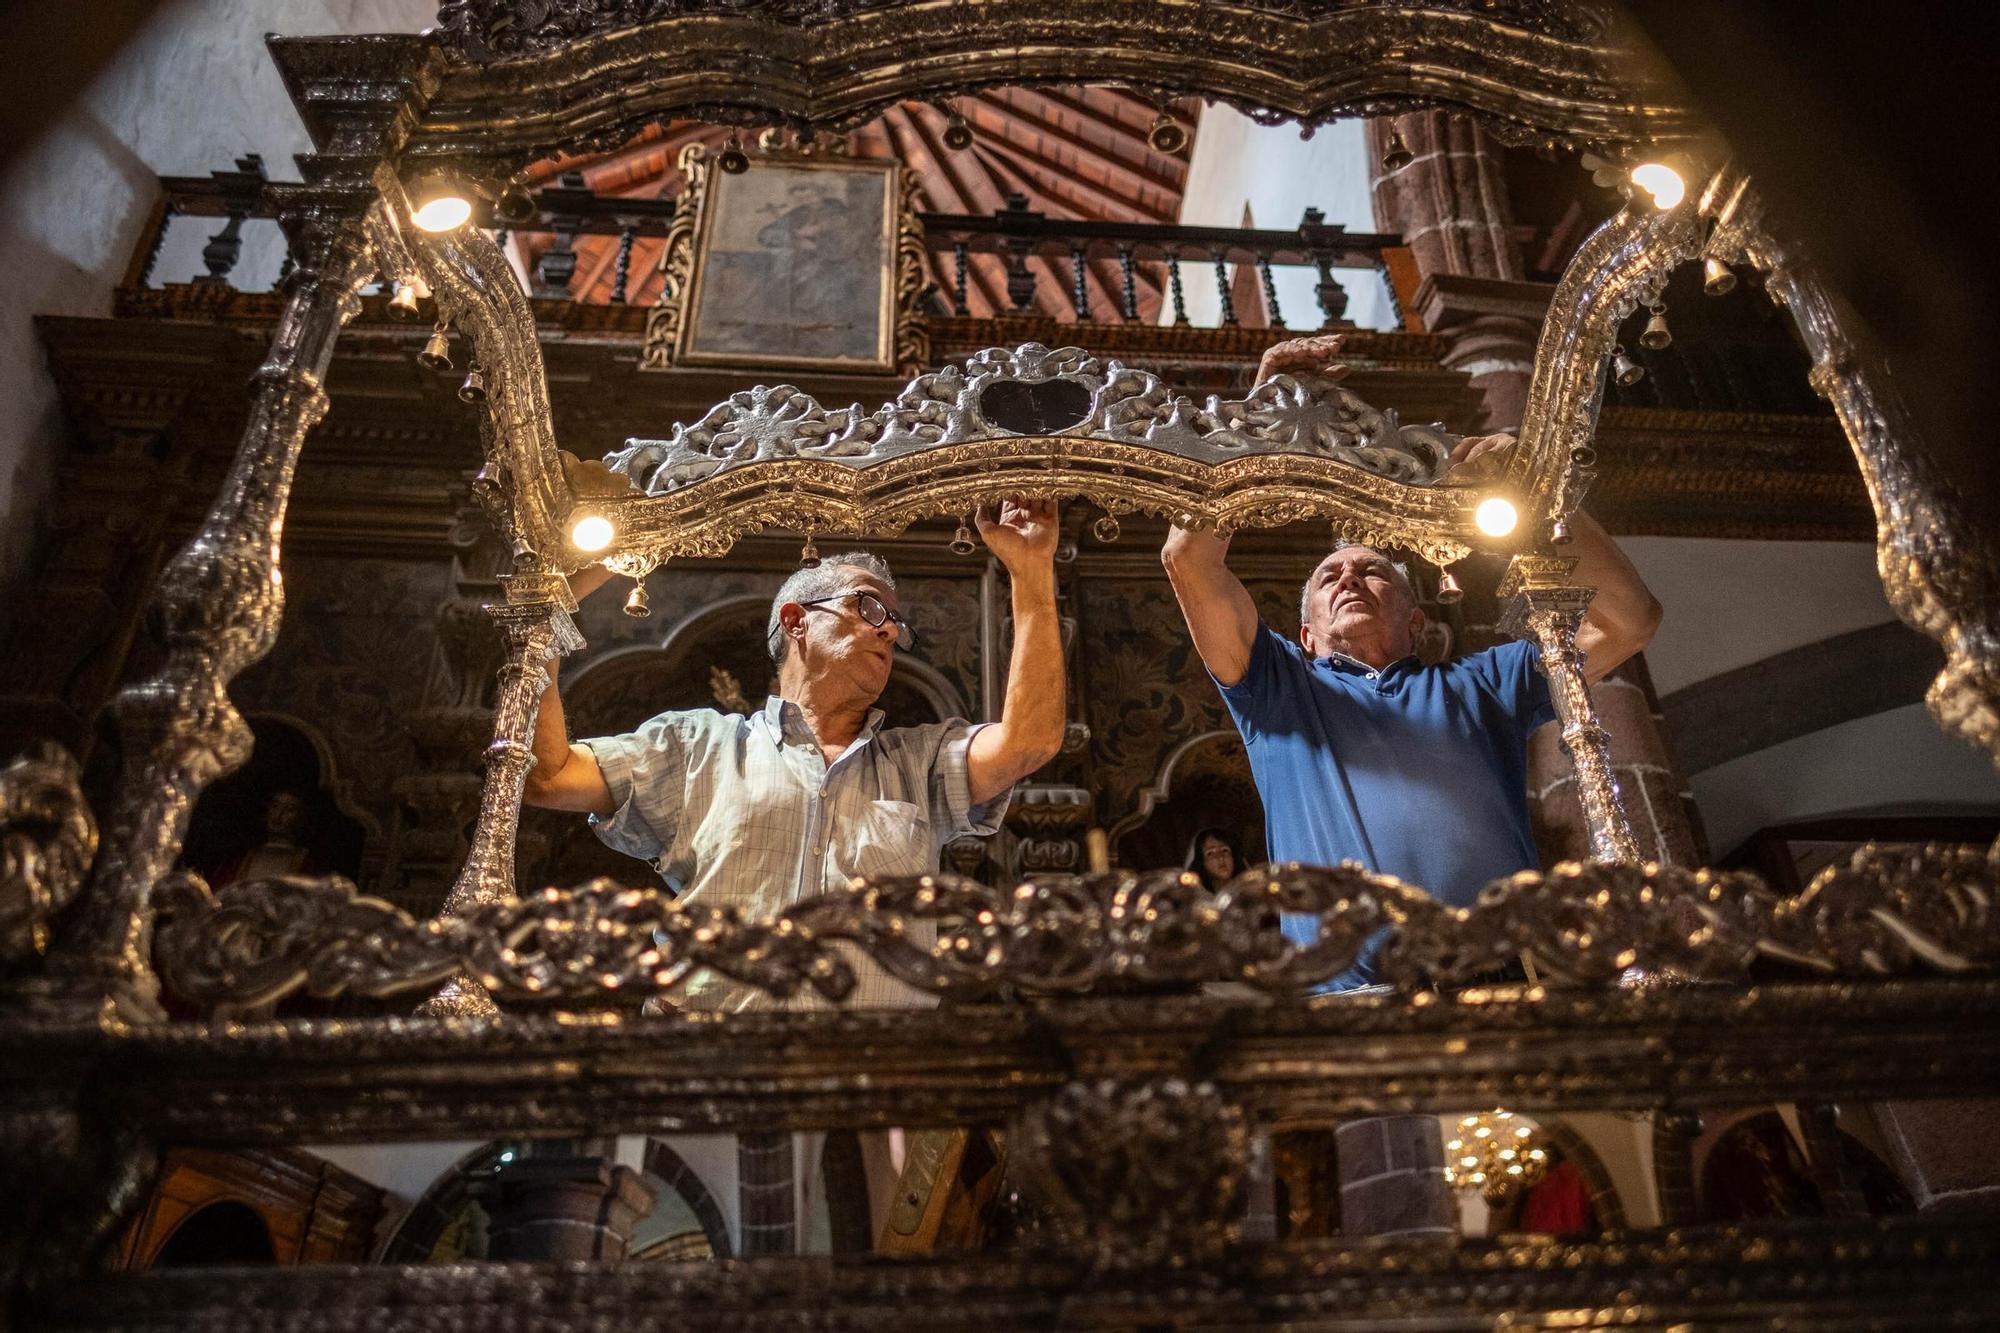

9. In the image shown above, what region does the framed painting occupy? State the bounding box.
[645,147,919,376]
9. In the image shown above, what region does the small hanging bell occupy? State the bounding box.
[417,323,453,371]
[1550,517,1573,545]
[1611,344,1645,386]
[1569,444,1597,468]
[1091,513,1121,544]
[948,517,977,556]
[1147,112,1188,156]
[718,135,750,175]
[1638,304,1672,351]
[458,360,487,404]
[387,279,422,320]
[1702,256,1738,296]
[623,578,651,618]
[942,109,974,152]
[1436,567,1464,604]
[1381,127,1413,172]
[495,182,537,225]
[799,536,821,568]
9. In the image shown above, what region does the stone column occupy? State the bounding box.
[1528,656,1704,867]
[1335,1116,1455,1240]
[480,1154,656,1262]
[1368,112,1549,433]
[1651,1110,1703,1225]
[737,1131,798,1256]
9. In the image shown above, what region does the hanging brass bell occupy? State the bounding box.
[1436,568,1464,604]
[623,579,650,618]
[1702,256,1738,296]
[1092,513,1121,544]
[1381,127,1414,172]
[799,537,821,569]
[718,136,750,175]
[387,279,422,320]
[495,182,536,225]
[942,111,974,152]
[417,324,452,371]
[458,361,487,404]
[1638,304,1672,351]
[1550,517,1573,545]
[948,518,977,557]
[1611,345,1644,386]
[1147,113,1188,155]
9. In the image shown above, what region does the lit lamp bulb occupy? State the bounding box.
[411,184,474,233]
[1474,496,1519,538]
[569,513,615,553]
[1629,162,1686,210]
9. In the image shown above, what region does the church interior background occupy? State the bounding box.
[2,1,1998,1326]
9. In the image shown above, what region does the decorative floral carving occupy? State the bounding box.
[0,745,98,964]
[152,848,2000,1014]
[1011,1079,1245,1268]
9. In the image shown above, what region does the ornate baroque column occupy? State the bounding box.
[1499,555,1642,863]
[44,202,381,1018]
[421,572,583,1019]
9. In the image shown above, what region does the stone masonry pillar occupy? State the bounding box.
[1528,656,1704,867]
[1336,1116,1456,1240]
[1368,112,1545,433]
[480,1152,657,1262]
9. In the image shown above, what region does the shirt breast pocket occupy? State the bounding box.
[842,798,932,879]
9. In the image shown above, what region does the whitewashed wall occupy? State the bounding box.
[1174,109,1398,333]
[0,0,429,616]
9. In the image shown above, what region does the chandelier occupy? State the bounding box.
[1444,1110,1550,1202]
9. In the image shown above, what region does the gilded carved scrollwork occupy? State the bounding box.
[0,745,98,965]
[1011,1079,1246,1269]
[409,2,1694,167]
[153,847,2000,1015]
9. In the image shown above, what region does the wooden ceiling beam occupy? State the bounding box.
[975,88,1186,206]
[884,109,1009,316]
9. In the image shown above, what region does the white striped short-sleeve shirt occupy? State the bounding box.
[583,696,1011,1012]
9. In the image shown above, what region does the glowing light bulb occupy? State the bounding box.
[1630,162,1686,210]
[570,513,615,552]
[412,193,474,232]
[1475,496,1518,537]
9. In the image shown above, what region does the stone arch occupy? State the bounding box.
[637,1139,733,1260]
[375,1142,510,1264]
[1105,729,1265,872]
[149,1199,277,1268]
[1531,1116,1629,1232]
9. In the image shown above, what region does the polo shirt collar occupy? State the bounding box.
[1318,649,1417,677]
[759,695,886,747]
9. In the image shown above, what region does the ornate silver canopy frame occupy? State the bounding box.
[10,1,1997,1023]
[7,6,2000,1323]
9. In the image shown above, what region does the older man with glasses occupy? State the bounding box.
[522,498,1066,1013]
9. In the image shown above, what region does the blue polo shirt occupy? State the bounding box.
[1219,625,1555,911]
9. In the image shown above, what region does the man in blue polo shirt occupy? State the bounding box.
[1161,339,1662,989]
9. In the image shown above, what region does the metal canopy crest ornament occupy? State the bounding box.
[593,341,1484,569]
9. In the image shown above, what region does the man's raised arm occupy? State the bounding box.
[1566,510,1663,683]
[966,499,1068,806]
[1161,524,1260,686]
[522,565,617,815]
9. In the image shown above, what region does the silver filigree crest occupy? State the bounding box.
[606,342,1460,495]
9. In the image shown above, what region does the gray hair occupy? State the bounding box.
[1300,541,1418,627]
[767,551,898,664]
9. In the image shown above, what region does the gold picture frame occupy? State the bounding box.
[641,143,927,377]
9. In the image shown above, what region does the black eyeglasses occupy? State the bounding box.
[796,589,916,649]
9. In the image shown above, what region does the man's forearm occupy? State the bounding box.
[995,565,1066,779]
[526,674,575,797]
[1568,511,1662,675]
